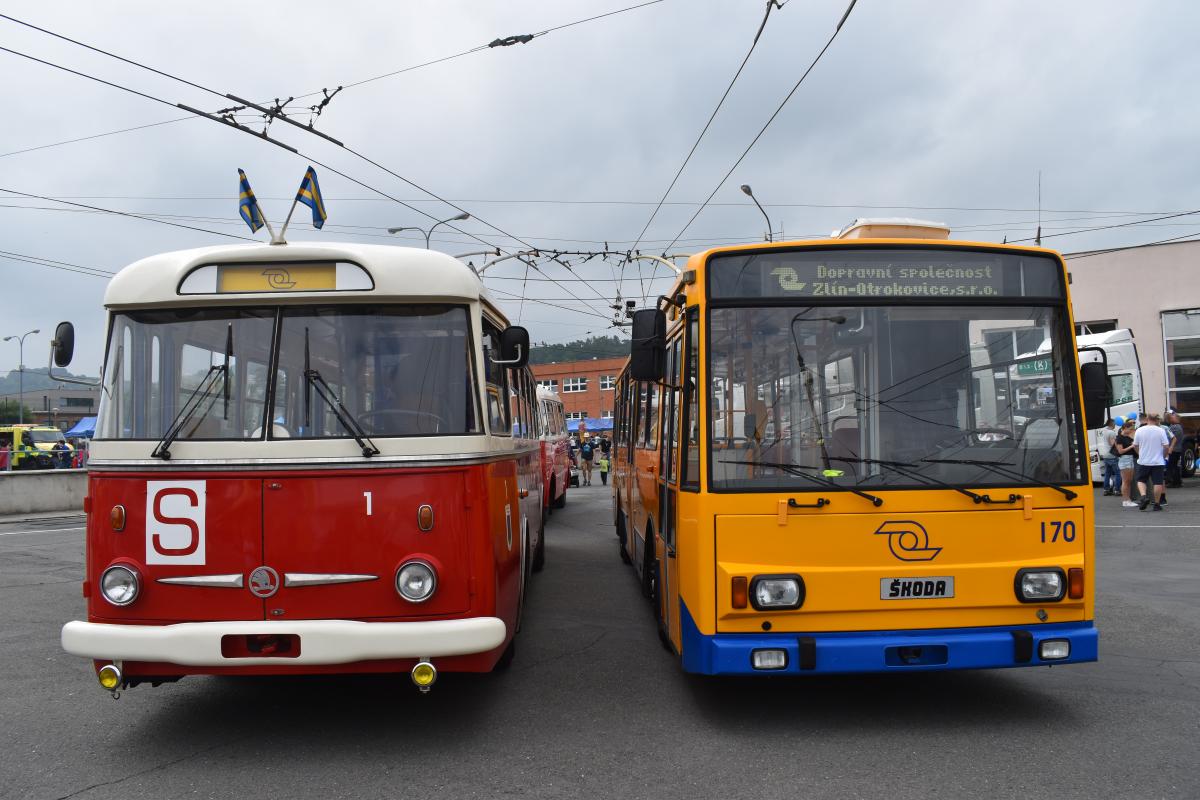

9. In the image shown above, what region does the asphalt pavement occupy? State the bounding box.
[1,483,1197,800]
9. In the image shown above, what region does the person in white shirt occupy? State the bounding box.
[1132,414,1171,511]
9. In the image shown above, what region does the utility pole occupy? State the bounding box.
[3,329,39,425]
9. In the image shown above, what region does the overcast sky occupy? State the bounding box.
[3,0,1199,374]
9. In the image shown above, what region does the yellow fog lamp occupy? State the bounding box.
[411,660,437,691]
[97,663,123,691]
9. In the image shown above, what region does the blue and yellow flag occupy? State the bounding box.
[295,166,327,229]
[238,169,265,233]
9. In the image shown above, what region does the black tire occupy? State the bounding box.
[617,512,632,563]
[493,638,516,671]
[640,524,656,599]
[532,508,546,573]
[1182,445,1196,478]
[551,478,565,509]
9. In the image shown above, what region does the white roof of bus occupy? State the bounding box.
[103,242,496,310]
[536,386,562,402]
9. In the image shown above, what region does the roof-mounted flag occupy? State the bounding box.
[295,166,327,229]
[238,169,265,233]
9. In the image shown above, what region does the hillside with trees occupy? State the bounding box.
[529,335,627,365]
[0,368,98,396]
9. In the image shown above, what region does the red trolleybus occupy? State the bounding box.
[537,386,570,517]
[57,242,544,694]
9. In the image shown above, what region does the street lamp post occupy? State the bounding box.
[387,212,471,249]
[2,329,39,425]
[740,184,774,242]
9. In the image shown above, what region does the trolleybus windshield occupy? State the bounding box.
[707,246,1082,493]
[97,304,478,441]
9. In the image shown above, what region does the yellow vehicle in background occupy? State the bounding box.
[0,424,72,470]
[612,219,1109,676]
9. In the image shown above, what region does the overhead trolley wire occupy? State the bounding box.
[0,36,620,315]
[0,1,665,159]
[663,0,858,252]
[0,185,256,241]
[629,0,784,253]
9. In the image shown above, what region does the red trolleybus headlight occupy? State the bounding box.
[100,565,140,606]
[750,575,805,610]
[395,560,437,603]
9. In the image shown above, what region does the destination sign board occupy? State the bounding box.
[709,248,1063,300]
[1016,357,1053,376]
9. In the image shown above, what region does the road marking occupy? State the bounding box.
[1096,524,1200,529]
[0,526,86,537]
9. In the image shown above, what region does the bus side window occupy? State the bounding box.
[482,321,510,436]
[681,308,700,490]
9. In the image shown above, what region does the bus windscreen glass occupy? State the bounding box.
[709,248,1064,300]
[708,304,1085,491]
[96,304,479,441]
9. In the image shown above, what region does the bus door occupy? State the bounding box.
[657,333,683,641]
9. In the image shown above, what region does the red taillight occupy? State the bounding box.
[220,634,301,659]
[1068,568,1084,599]
[732,576,748,609]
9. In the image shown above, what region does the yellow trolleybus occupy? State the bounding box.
[612,219,1107,675]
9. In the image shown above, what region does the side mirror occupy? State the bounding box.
[495,325,529,367]
[630,309,666,381]
[1079,362,1110,430]
[52,321,75,367]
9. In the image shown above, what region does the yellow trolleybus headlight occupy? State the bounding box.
[1015,568,1065,602]
[750,574,805,610]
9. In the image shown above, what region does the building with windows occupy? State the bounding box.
[1067,239,1200,430]
[0,385,100,429]
[531,356,625,422]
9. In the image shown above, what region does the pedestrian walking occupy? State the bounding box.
[1133,413,1172,511]
[598,453,609,486]
[1115,418,1138,507]
[580,436,594,485]
[1100,418,1121,496]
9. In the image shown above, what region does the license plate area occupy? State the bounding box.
[885,644,949,666]
[220,633,301,659]
[881,576,955,600]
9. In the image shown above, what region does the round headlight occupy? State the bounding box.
[100,565,140,607]
[395,561,437,603]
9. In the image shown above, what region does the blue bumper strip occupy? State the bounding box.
[679,600,1098,675]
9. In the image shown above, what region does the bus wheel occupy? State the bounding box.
[640,525,656,599]
[551,478,565,509]
[532,508,546,573]
[617,512,631,564]
[1182,445,1196,478]
[493,639,516,672]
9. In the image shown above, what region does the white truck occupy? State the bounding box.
[1073,329,1193,482]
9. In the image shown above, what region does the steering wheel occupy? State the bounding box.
[357,409,447,434]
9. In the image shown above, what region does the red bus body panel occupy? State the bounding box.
[83,454,539,677]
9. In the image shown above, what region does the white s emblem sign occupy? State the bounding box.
[146,480,207,565]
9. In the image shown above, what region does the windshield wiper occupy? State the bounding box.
[920,458,1077,501]
[723,458,883,506]
[303,327,380,458]
[836,456,1013,504]
[151,364,225,460]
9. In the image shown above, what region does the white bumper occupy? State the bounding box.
[61,617,507,667]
